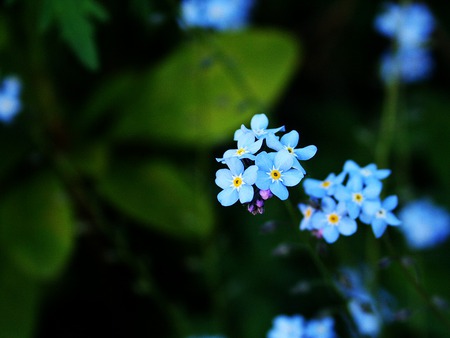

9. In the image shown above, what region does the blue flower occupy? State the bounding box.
[348,298,381,338]
[334,176,382,219]
[343,160,390,184]
[311,197,357,243]
[0,76,22,123]
[266,130,317,174]
[360,195,401,238]
[374,3,435,48]
[216,132,263,163]
[303,172,346,199]
[380,47,433,84]
[255,150,303,200]
[235,113,285,140]
[304,317,336,338]
[180,0,254,31]
[298,203,317,231]
[398,199,450,250]
[267,314,305,338]
[215,157,258,206]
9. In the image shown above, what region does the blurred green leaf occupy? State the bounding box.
[0,172,75,280]
[105,29,299,147]
[98,160,214,240]
[39,0,108,70]
[0,256,41,338]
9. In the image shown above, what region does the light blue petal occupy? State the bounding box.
[362,200,381,216]
[334,185,351,201]
[270,181,289,200]
[338,217,357,236]
[233,125,248,140]
[348,176,363,191]
[295,145,317,160]
[243,165,258,184]
[383,195,398,211]
[237,132,255,148]
[222,149,237,159]
[250,113,268,130]
[311,212,327,229]
[266,126,285,135]
[375,169,391,179]
[280,130,299,147]
[247,138,263,154]
[282,169,303,186]
[364,179,382,199]
[359,211,373,224]
[255,151,272,171]
[321,196,336,212]
[343,160,360,172]
[274,149,293,171]
[224,157,244,176]
[217,188,239,206]
[323,227,340,243]
[347,202,361,219]
[255,171,270,190]
[292,158,306,174]
[238,185,254,203]
[215,169,232,189]
[386,212,401,226]
[371,219,387,238]
[266,133,283,151]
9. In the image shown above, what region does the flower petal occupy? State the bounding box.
[266,133,283,151]
[323,227,340,243]
[243,165,258,184]
[224,157,244,176]
[338,217,357,236]
[217,188,238,206]
[238,185,254,204]
[247,138,263,154]
[215,169,232,189]
[382,195,398,211]
[270,181,289,200]
[280,130,299,148]
[386,212,401,226]
[295,145,317,160]
[250,113,269,130]
[255,151,272,171]
[274,149,293,171]
[371,218,387,238]
[255,171,270,190]
[282,169,303,187]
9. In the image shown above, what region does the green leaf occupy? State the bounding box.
[98,160,214,240]
[38,0,108,70]
[0,172,75,280]
[110,29,299,147]
[0,256,41,338]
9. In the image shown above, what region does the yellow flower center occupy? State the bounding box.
[305,207,313,218]
[270,169,282,181]
[286,146,294,154]
[327,213,340,225]
[321,180,331,188]
[376,209,386,218]
[232,175,243,190]
[236,148,246,156]
[352,193,364,204]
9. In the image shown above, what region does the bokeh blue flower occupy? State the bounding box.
[0,76,22,123]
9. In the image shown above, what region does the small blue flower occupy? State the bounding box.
[298,203,317,231]
[348,298,381,338]
[311,197,357,243]
[255,150,303,200]
[334,176,382,219]
[380,47,433,84]
[180,0,254,31]
[216,132,263,163]
[267,314,305,338]
[0,76,22,123]
[398,199,450,250]
[374,3,435,48]
[303,172,346,199]
[343,160,390,184]
[235,113,285,140]
[215,157,258,206]
[360,195,401,238]
[266,130,317,174]
[304,317,336,338]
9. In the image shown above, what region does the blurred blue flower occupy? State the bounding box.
[216,132,263,163]
[343,160,390,184]
[215,157,258,206]
[235,113,285,140]
[0,76,22,123]
[266,130,317,174]
[304,317,336,338]
[298,203,316,231]
[360,195,401,238]
[267,314,305,338]
[348,298,381,338]
[311,196,357,243]
[303,172,346,199]
[398,199,450,249]
[380,47,434,84]
[255,150,303,200]
[335,176,382,219]
[374,3,435,48]
[180,0,254,31]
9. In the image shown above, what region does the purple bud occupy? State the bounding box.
[247,204,255,214]
[259,189,273,200]
[256,199,264,208]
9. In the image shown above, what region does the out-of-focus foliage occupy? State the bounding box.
[0,0,449,337]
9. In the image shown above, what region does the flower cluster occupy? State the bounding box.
[398,198,450,250]
[299,160,401,243]
[0,76,22,123]
[374,2,435,84]
[267,314,336,338]
[215,114,317,214]
[180,0,254,31]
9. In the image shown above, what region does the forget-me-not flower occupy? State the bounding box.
[235,113,285,140]
[348,298,381,338]
[266,130,317,174]
[255,150,303,200]
[267,314,305,338]
[360,195,401,238]
[0,76,22,123]
[180,0,254,31]
[215,157,258,206]
[303,172,346,199]
[304,317,336,338]
[216,132,263,163]
[398,199,450,250]
[311,196,357,243]
[343,160,390,184]
[298,203,317,231]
